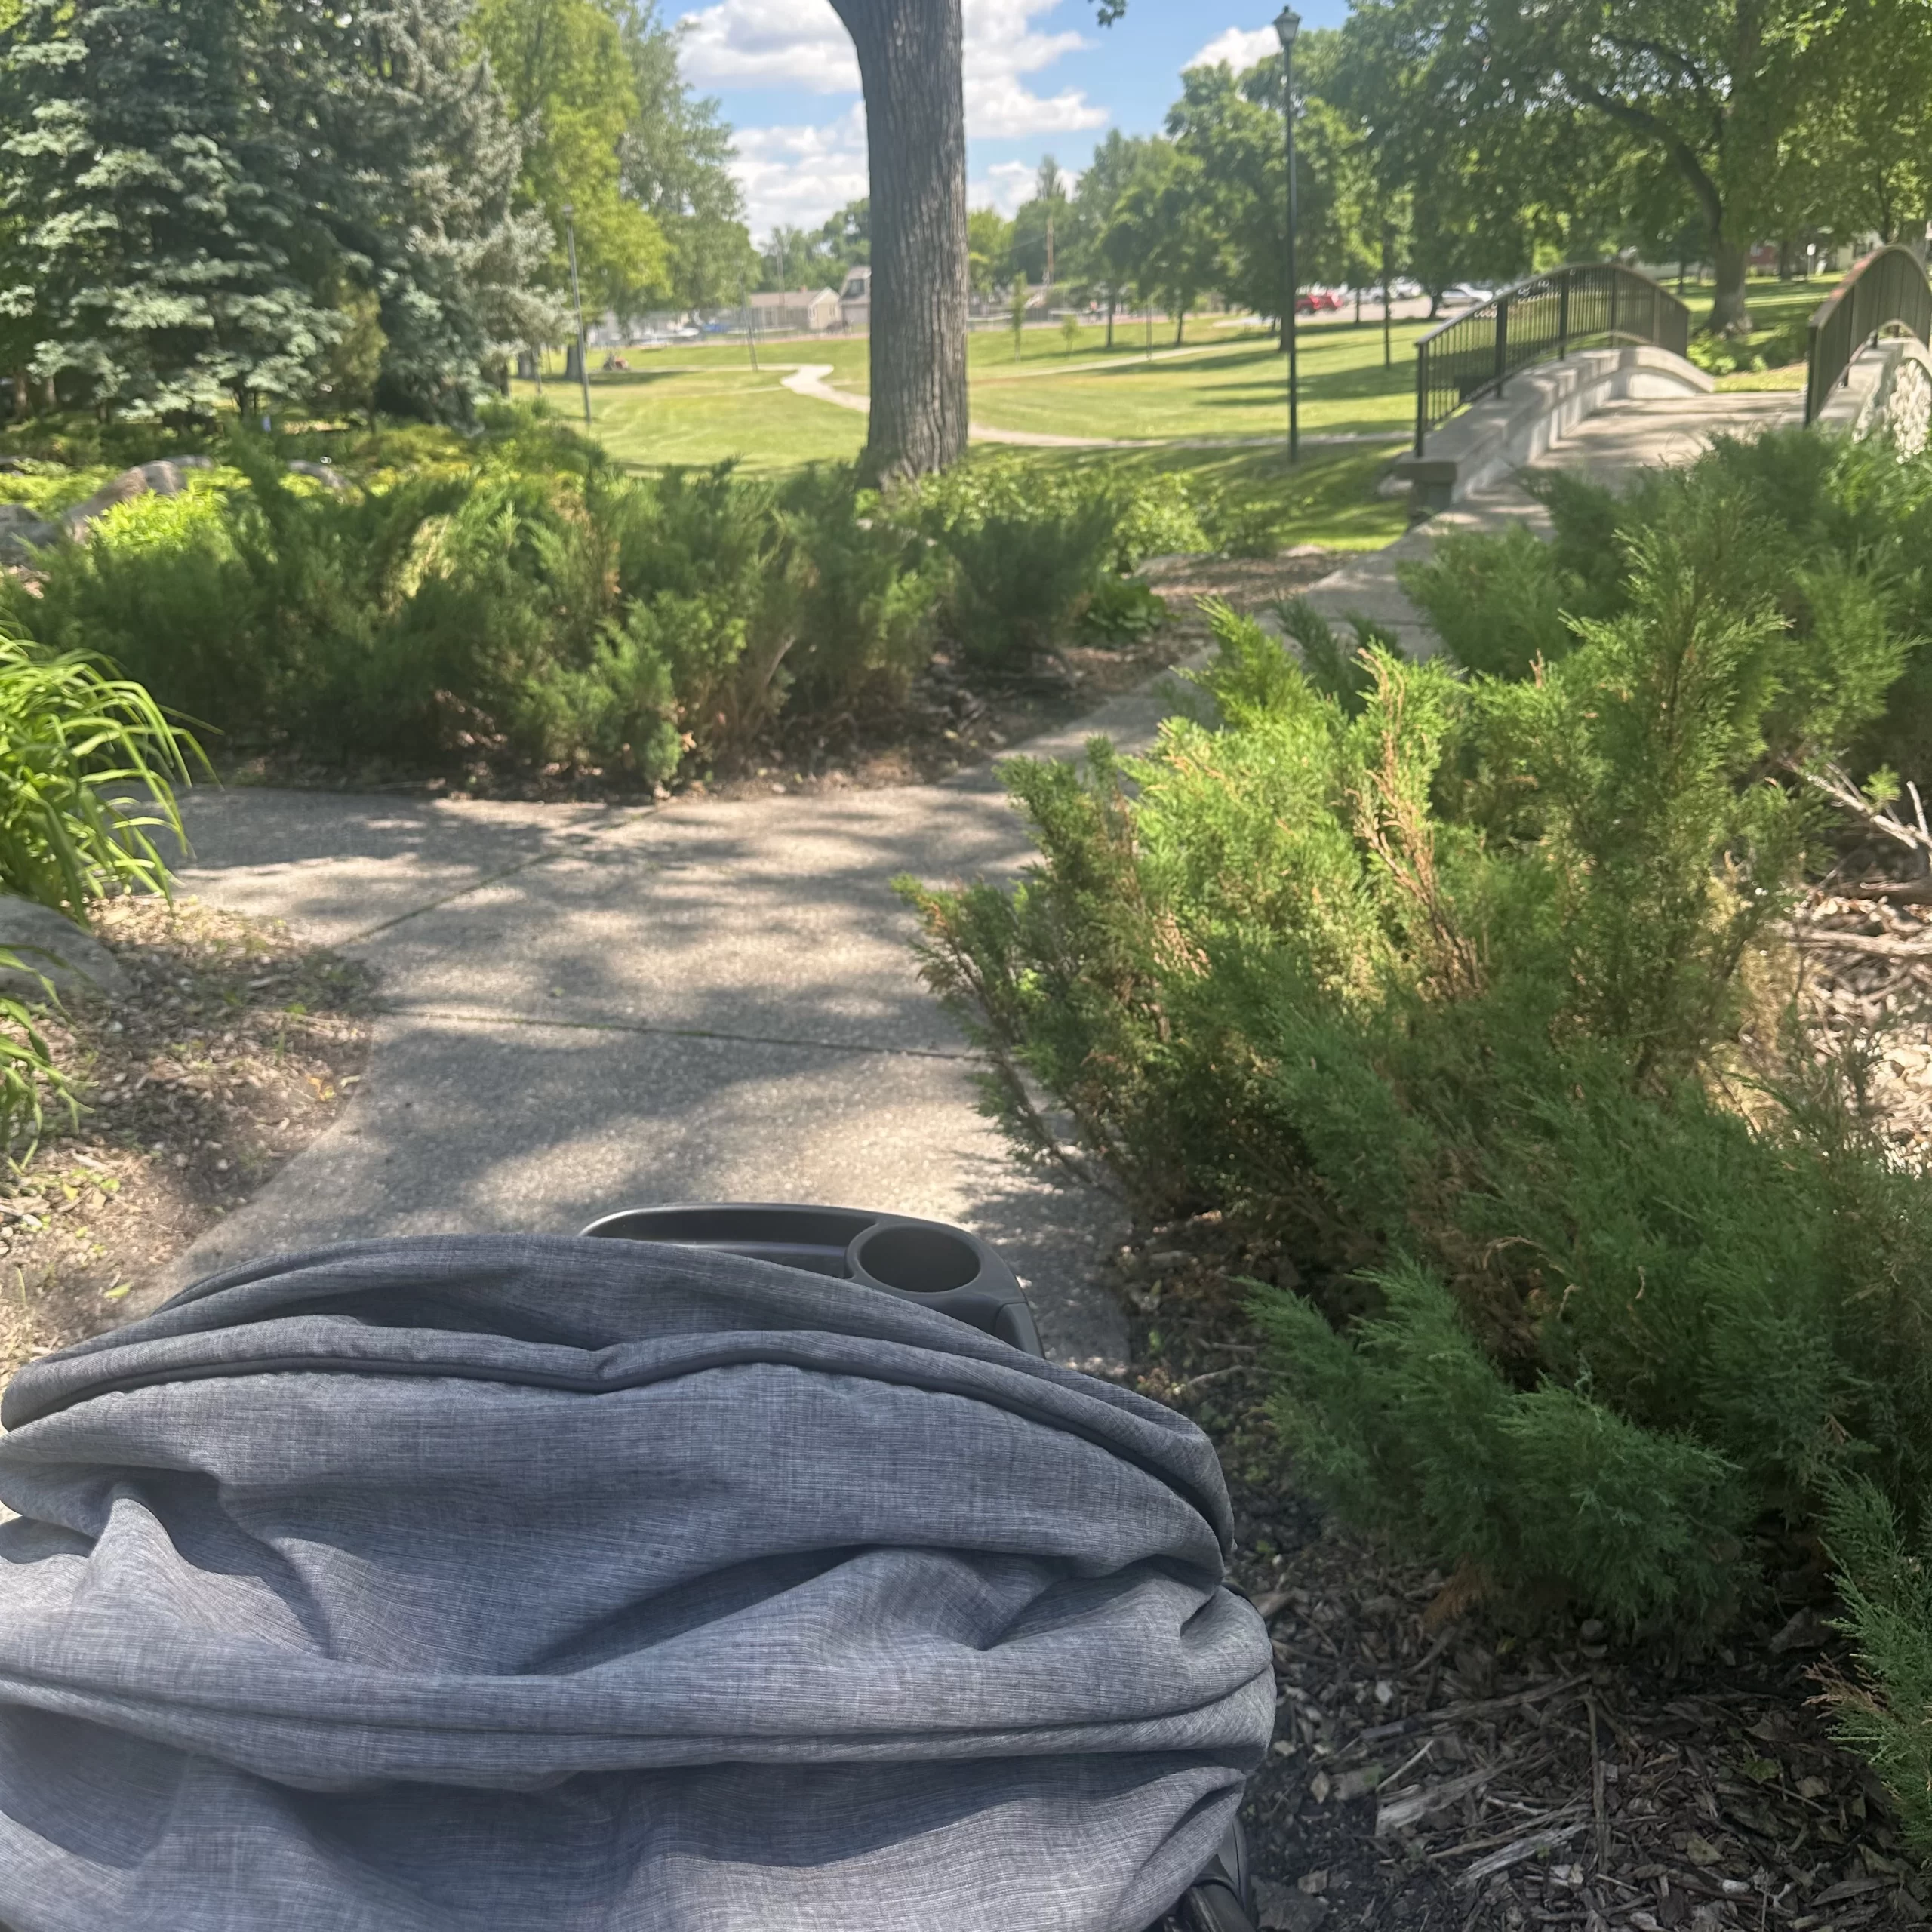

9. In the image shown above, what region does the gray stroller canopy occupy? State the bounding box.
[0,1235,1273,1931]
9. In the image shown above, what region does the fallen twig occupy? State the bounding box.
[1353,1675,1588,1748]
[1454,1817,1587,1887]
[1780,924,1932,959]
[1792,759,1932,863]
[1375,1765,1497,1836]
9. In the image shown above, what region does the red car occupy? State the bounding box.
[1294,289,1342,314]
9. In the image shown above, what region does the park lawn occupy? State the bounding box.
[965,323,1423,441]
[537,315,1392,401]
[1038,438,1410,552]
[513,367,864,471]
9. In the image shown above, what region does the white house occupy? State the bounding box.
[749,288,842,334]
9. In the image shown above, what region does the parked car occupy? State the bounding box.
[1441,282,1496,309]
[672,323,703,340]
[1294,289,1343,314]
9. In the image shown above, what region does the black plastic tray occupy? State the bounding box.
[580,1202,1045,1358]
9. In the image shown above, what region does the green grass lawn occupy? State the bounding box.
[525,316,1421,457]
[1038,440,1409,552]
[967,325,1423,440]
[1675,272,1832,390]
[507,270,1846,551]
[519,366,864,472]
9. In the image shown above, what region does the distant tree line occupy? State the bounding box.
[964,5,1932,352]
[0,0,755,424]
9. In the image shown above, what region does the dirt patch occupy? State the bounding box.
[1786,893,1932,1158]
[0,897,374,1374]
[1111,1245,1924,1932]
[213,547,1346,806]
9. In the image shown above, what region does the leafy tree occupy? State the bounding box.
[1106,141,1219,345]
[1339,0,1844,334]
[618,1,756,309]
[816,198,871,273]
[758,227,815,291]
[469,0,668,322]
[0,0,337,418]
[1071,130,1155,344]
[966,207,1011,298]
[1009,154,1070,286]
[303,0,560,420]
[1795,0,1932,248]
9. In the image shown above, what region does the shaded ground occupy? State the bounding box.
[1119,1252,1924,1932]
[211,546,1348,807]
[0,898,373,1375]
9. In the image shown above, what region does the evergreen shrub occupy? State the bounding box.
[0,417,1177,780]
[900,451,1932,1659]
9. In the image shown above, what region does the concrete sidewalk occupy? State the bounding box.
[153,690,1189,1373]
[149,383,1801,1367]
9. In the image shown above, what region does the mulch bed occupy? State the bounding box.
[211,547,1345,805]
[1118,1247,1925,1932]
[0,897,374,1374]
[1124,888,1932,1930]
[1786,891,1932,1157]
[1117,882,1932,1931]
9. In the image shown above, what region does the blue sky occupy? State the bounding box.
[672,0,1352,242]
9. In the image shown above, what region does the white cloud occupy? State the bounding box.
[684,0,1110,239]
[731,105,872,238]
[1185,25,1279,74]
[974,161,1038,218]
[678,0,1108,128]
[961,0,1107,137]
[677,0,858,92]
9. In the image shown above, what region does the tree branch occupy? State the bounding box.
[1564,78,1724,236]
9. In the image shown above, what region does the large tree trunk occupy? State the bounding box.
[1709,237,1752,335]
[829,0,969,483]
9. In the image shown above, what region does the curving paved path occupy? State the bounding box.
[146,680,1196,1372]
[780,362,1404,452]
[143,380,1804,1366]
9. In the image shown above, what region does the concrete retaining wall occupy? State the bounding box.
[1394,345,1714,517]
[1814,336,1932,457]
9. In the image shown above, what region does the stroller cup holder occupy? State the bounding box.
[580,1201,1047,1358]
[580,1201,1259,1932]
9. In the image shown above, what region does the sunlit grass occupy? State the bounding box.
[512,367,863,472]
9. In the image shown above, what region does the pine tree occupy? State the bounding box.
[0,0,335,418]
[294,0,561,419]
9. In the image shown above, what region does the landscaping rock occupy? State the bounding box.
[0,502,58,564]
[61,457,214,540]
[0,896,130,1002]
[286,460,348,489]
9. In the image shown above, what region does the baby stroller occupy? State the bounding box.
[0,1204,1272,1931]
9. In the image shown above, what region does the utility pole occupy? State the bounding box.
[740,276,759,371]
[1382,222,1394,371]
[562,202,592,427]
[1275,7,1301,463]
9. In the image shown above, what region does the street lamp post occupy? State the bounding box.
[1275,6,1300,463]
[561,202,592,427]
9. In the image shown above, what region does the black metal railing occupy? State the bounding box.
[1413,263,1690,454]
[1805,245,1932,426]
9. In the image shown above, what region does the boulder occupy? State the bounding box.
[61,457,214,541]
[285,460,348,489]
[0,896,130,1004]
[0,502,59,565]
